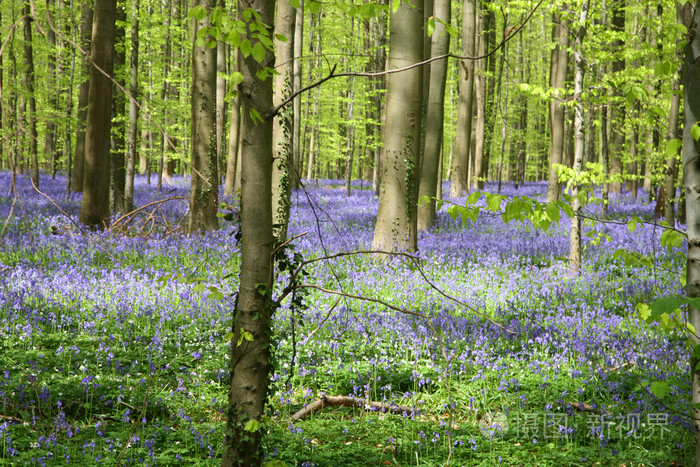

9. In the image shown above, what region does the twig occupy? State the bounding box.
[290,395,415,422]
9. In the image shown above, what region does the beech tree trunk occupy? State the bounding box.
[22,3,39,187]
[222,0,275,463]
[110,3,126,214]
[682,3,700,465]
[371,0,424,252]
[448,0,475,198]
[570,0,589,273]
[472,8,487,190]
[546,8,569,203]
[79,0,116,228]
[188,0,218,233]
[73,2,93,192]
[271,0,295,240]
[608,0,625,194]
[124,0,140,212]
[417,0,450,231]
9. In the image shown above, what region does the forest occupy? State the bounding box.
[1,0,700,465]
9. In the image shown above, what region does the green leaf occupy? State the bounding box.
[465,191,481,206]
[232,71,244,85]
[636,303,650,321]
[653,61,673,77]
[240,39,252,57]
[289,0,301,8]
[426,17,435,37]
[244,419,260,432]
[649,381,670,399]
[692,123,700,142]
[206,39,217,49]
[392,0,401,12]
[359,3,375,18]
[545,202,560,223]
[665,138,682,159]
[649,297,683,319]
[275,33,288,42]
[237,328,254,347]
[307,0,321,14]
[486,194,502,212]
[250,108,263,124]
[627,217,638,233]
[252,42,266,63]
[224,332,234,341]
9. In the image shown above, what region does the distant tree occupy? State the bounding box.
[72,1,93,193]
[371,0,424,252]
[79,0,116,228]
[417,0,450,231]
[124,0,140,213]
[545,6,569,203]
[449,0,476,197]
[608,0,625,194]
[110,2,127,214]
[22,2,38,187]
[188,0,218,233]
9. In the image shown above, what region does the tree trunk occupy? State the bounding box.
[546,8,569,203]
[271,0,295,240]
[450,0,476,197]
[480,7,497,186]
[570,0,589,273]
[292,1,303,188]
[125,0,140,212]
[371,0,424,253]
[110,3,127,214]
[608,0,625,194]
[188,0,218,233]
[664,3,689,226]
[221,0,275,464]
[216,8,226,183]
[45,0,58,178]
[682,4,700,465]
[223,80,241,197]
[22,3,39,187]
[371,5,387,194]
[417,0,450,231]
[472,8,487,190]
[344,61,357,197]
[73,1,92,192]
[79,0,116,228]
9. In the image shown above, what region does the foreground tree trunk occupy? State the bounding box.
[371,0,424,252]
[22,3,39,187]
[449,0,475,197]
[79,0,116,228]
[188,0,218,232]
[222,0,275,464]
[682,3,700,464]
[417,0,450,231]
[608,0,625,194]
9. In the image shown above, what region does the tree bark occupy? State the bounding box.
[371,0,424,253]
[222,0,275,463]
[271,0,295,240]
[188,0,218,233]
[125,0,140,212]
[79,0,116,228]
[73,1,93,192]
[546,8,569,203]
[472,8,487,190]
[22,3,39,187]
[417,0,450,231]
[608,0,625,194]
[110,3,127,213]
[223,79,241,196]
[682,4,700,465]
[570,0,589,273]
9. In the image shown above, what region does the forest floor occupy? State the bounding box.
[0,172,692,466]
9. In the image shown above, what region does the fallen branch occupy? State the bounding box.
[290,395,415,422]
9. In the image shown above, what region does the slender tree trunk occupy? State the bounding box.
[63,0,76,194]
[417,0,450,231]
[111,3,126,213]
[158,0,173,189]
[79,0,116,228]
[73,1,92,192]
[45,0,57,177]
[608,0,625,193]
[546,8,569,203]
[223,76,241,196]
[664,2,689,226]
[344,53,357,198]
[22,3,39,187]
[222,0,275,463]
[125,0,140,212]
[450,0,477,197]
[371,0,423,252]
[371,5,387,194]
[216,3,226,183]
[292,1,303,188]
[480,7,497,185]
[188,0,218,233]
[570,0,589,273]
[472,8,487,190]
[682,5,700,466]
[271,0,295,240]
